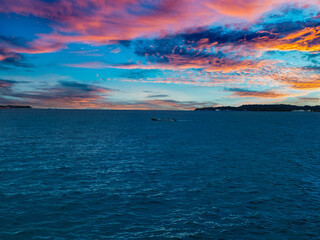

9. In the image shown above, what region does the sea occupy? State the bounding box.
[1,109,320,239]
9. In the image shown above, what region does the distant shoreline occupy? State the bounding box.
[0,105,32,109]
[1,104,320,112]
[195,104,320,112]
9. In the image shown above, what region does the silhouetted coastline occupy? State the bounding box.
[0,105,32,109]
[195,104,320,112]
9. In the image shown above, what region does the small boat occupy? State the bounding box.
[151,118,176,122]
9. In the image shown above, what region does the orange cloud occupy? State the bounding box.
[271,26,320,52]
[230,89,288,98]
[235,26,320,53]
[0,52,16,61]
[281,77,320,90]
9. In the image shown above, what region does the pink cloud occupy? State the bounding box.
[2,0,318,54]
[64,56,279,74]
[203,0,278,19]
[0,0,215,52]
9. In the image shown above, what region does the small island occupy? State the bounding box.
[195,104,320,112]
[0,105,32,109]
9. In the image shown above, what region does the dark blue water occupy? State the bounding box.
[1,109,320,239]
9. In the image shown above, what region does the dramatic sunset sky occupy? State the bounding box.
[1,0,320,109]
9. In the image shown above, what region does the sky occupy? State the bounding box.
[1,0,320,110]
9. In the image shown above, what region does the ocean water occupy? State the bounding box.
[1,109,320,240]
